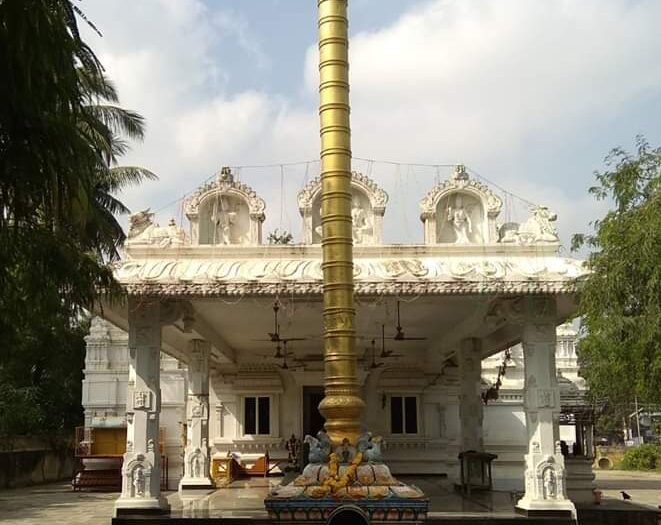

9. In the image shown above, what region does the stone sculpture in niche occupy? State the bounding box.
[313,193,376,244]
[192,453,202,478]
[298,171,387,245]
[184,166,265,245]
[210,197,237,245]
[542,467,557,499]
[351,196,374,244]
[420,165,502,245]
[132,464,146,498]
[447,194,473,244]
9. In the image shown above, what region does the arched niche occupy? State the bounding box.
[297,171,388,245]
[184,167,266,246]
[419,165,502,245]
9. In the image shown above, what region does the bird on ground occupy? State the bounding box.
[620,491,632,501]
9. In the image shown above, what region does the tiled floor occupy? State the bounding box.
[0,472,659,524]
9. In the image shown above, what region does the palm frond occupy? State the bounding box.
[87,105,145,140]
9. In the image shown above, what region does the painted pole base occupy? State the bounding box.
[114,495,170,517]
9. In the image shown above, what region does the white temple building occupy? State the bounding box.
[86,166,590,515]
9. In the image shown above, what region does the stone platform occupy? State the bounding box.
[1,476,659,525]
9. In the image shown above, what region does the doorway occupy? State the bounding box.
[303,386,325,437]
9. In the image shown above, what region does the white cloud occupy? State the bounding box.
[81,0,661,246]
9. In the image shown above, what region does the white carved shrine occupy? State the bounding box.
[184,166,266,246]
[298,171,388,245]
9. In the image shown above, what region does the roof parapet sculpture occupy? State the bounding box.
[499,206,560,245]
[420,165,559,246]
[297,171,388,245]
[419,165,503,244]
[126,210,187,248]
[184,167,266,246]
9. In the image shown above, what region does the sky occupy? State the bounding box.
[79,0,661,249]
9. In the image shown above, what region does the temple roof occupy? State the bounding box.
[115,166,587,298]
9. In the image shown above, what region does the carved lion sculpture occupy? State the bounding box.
[304,429,332,464]
[128,209,185,247]
[499,206,558,244]
[357,432,385,464]
[518,206,558,243]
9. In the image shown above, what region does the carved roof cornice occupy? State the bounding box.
[419,165,503,219]
[184,167,266,220]
[297,171,388,214]
[114,253,588,297]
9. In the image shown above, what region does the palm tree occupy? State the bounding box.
[0,0,158,439]
[78,68,157,261]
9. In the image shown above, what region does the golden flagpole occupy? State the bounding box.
[317,0,364,445]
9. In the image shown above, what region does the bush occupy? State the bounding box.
[620,444,661,470]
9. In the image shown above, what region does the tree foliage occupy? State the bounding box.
[268,228,294,245]
[0,1,154,439]
[573,136,661,406]
[620,444,661,471]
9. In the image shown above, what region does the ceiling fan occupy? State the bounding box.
[253,300,306,343]
[392,300,427,342]
[277,340,299,369]
[273,338,300,359]
[379,325,402,359]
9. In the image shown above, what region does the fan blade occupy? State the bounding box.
[394,336,427,341]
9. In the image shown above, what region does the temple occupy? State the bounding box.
[80,164,590,517]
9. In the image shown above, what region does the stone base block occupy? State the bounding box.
[114,496,170,517]
[178,476,215,491]
[516,497,576,520]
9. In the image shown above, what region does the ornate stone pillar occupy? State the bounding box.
[458,338,483,452]
[179,339,214,490]
[516,297,576,517]
[114,298,169,515]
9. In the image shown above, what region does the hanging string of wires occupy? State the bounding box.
[149,156,539,215]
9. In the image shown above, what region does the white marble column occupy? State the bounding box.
[458,338,483,452]
[115,299,169,515]
[516,297,576,517]
[179,339,214,490]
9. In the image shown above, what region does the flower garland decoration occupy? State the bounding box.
[321,451,364,493]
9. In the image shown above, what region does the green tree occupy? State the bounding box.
[573,136,661,408]
[0,1,154,439]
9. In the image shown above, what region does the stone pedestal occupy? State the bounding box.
[179,339,214,490]
[516,297,576,518]
[266,462,428,524]
[114,299,169,515]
